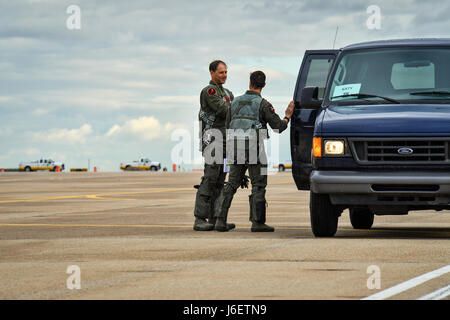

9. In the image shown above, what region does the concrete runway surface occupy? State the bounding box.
[0,171,448,300]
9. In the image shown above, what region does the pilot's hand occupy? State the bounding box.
[285,100,294,119]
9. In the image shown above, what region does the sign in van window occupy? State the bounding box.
[332,83,362,97]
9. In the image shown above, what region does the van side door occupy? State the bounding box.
[291,50,338,190]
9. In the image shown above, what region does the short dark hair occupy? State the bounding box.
[209,60,227,72]
[250,70,266,89]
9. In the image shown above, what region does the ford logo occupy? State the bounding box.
[398,147,414,155]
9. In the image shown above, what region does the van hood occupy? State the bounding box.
[318,104,450,136]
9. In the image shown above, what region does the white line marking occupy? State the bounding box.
[417,284,450,300]
[362,265,450,300]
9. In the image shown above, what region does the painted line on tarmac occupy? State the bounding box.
[0,187,194,204]
[362,265,450,300]
[417,284,450,300]
[0,181,295,204]
[0,223,312,230]
[0,223,449,237]
[85,195,137,200]
[271,181,294,184]
[0,196,304,205]
[0,223,190,229]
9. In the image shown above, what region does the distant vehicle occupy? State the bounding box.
[19,158,65,172]
[120,157,161,171]
[273,161,292,171]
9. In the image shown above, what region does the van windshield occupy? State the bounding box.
[327,47,450,104]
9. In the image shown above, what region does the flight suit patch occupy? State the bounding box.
[208,88,216,96]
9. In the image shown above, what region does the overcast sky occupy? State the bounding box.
[1,0,449,171]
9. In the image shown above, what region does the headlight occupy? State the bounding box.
[324,140,345,155]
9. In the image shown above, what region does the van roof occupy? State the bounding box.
[342,38,450,50]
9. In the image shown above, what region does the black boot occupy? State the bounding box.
[251,222,275,232]
[226,222,236,230]
[210,218,235,231]
[251,200,273,231]
[214,218,229,232]
[193,218,214,231]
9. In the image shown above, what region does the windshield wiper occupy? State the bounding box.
[409,90,450,96]
[331,93,400,104]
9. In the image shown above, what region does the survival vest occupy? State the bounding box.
[228,93,267,141]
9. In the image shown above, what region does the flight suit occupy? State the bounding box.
[214,90,288,229]
[194,81,234,223]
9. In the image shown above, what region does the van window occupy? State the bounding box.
[305,59,334,99]
[328,48,450,103]
[391,61,435,89]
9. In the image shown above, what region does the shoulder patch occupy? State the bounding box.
[208,87,216,96]
[268,104,275,113]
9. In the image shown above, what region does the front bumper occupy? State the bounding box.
[310,170,450,195]
[310,170,450,206]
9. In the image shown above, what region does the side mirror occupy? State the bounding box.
[300,86,321,109]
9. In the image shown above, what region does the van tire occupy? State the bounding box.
[310,192,338,237]
[349,208,374,229]
[25,166,32,172]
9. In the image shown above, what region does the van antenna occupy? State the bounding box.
[333,26,339,49]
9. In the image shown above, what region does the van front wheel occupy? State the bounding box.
[349,208,374,229]
[309,192,339,237]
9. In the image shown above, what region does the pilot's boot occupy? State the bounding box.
[211,185,236,231]
[250,199,274,232]
[251,222,275,232]
[193,217,214,231]
[209,218,235,231]
[214,218,229,232]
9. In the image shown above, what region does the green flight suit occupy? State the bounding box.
[214,90,288,223]
[194,81,234,220]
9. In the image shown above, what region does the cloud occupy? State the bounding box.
[105,116,184,141]
[30,89,151,110]
[151,95,198,105]
[0,147,40,161]
[0,96,18,104]
[32,124,93,144]
[24,147,40,155]
[33,108,50,116]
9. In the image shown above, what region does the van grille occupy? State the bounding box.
[350,138,450,164]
